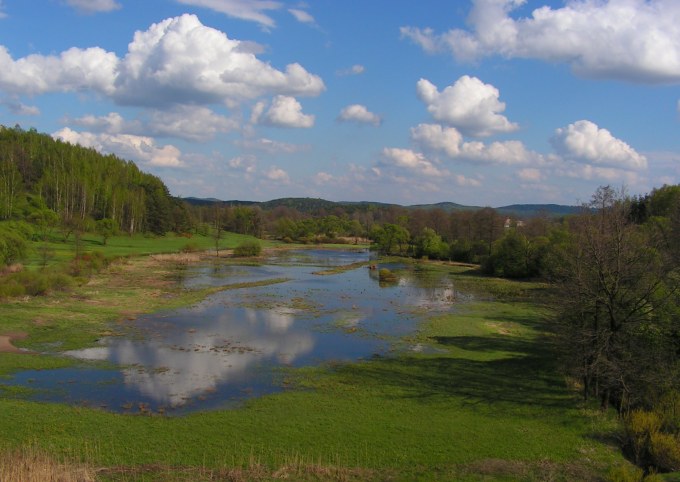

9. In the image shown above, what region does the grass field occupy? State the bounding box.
[0,241,641,480]
[21,231,272,269]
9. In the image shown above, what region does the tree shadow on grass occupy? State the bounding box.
[343,331,573,411]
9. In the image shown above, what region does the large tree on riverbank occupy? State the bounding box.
[554,186,680,412]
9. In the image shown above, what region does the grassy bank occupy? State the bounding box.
[0,251,631,480]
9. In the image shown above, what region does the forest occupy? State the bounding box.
[1,125,680,474]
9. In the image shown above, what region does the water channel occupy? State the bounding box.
[6,249,463,415]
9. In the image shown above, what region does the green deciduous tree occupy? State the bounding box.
[371,223,410,255]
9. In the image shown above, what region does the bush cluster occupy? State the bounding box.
[233,240,262,257]
[623,392,680,472]
[0,268,75,299]
[181,241,202,253]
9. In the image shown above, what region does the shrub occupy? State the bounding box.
[181,241,201,253]
[624,406,680,472]
[605,464,662,482]
[0,225,29,266]
[45,271,75,292]
[649,432,680,472]
[624,410,662,466]
[233,240,262,257]
[13,271,50,296]
[71,251,109,277]
[0,278,25,298]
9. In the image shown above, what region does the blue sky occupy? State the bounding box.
[0,0,678,206]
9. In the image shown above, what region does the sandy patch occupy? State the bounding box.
[0,332,29,353]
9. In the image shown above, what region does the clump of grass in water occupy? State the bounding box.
[378,268,398,284]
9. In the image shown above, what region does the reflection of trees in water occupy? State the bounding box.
[367,264,462,306]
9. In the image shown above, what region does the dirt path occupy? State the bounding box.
[0,333,28,353]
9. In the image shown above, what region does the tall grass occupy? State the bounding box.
[0,447,95,482]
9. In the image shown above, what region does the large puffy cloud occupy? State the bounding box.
[176,0,282,28]
[338,104,381,126]
[416,76,518,137]
[402,0,680,84]
[0,14,324,107]
[53,127,183,167]
[252,95,314,128]
[114,15,324,106]
[0,45,118,96]
[66,0,121,14]
[551,120,647,170]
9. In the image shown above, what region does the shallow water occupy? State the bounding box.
[6,249,463,415]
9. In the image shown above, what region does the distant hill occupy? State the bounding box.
[183,197,578,218]
[408,201,481,212]
[495,204,581,217]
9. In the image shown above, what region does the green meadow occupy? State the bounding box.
[0,239,638,480]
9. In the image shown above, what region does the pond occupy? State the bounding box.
[6,249,465,415]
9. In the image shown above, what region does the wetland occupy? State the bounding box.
[0,246,626,480]
[3,249,464,415]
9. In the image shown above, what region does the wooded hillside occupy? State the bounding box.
[0,124,186,235]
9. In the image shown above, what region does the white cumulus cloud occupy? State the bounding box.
[551,120,647,170]
[264,166,290,182]
[411,123,463,157]
[114,15,324,107]
[380,148,446,177]
[53,127,183,167]
[252,95,314,128]
[416,76,518,137]
[228,155,257,176]
[0,15,324,108]
[66,0,121,14]
[459,139,542,166]
[338,104,381,126]
[176,0,282,28]
[402,0,680,84]
[411,122,541,166]
[0,45,118,96]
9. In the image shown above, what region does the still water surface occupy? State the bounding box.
[8,249,461,415]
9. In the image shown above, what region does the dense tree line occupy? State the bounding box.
[0,125,186,237]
